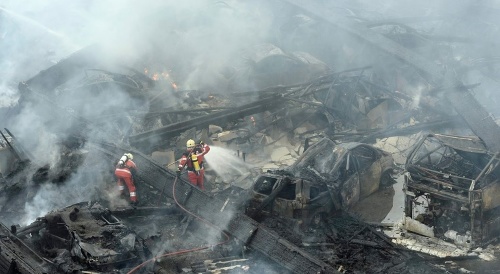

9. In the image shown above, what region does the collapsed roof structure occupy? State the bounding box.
[2,0,500,273]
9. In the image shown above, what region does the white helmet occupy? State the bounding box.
[186,139,195,149]
[124,153,133,160]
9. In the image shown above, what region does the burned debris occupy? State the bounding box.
[3,0,500,273]
[11,203,148,273]
[246,173,336,230]
[288,138,395,207]
[404,134,500,247]
[245,137,396,229]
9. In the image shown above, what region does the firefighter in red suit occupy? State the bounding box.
[177,139,210,190]
[115,153,138,204]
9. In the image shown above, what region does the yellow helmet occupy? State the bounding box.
[186,139,195,149]
[124,153,133,160]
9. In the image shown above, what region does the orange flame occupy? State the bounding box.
[144,68,179,90]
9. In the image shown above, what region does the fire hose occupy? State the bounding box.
[127,175,231,274]
[156,160,180,206]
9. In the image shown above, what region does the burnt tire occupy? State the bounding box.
[380,170,396,188]
[309,212,325,229]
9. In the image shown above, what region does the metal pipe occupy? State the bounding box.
[0,130,21,161]
[474,152,500,183]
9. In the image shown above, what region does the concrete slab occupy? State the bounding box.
[374,134,422,165]
[218,131,239,142]
[262,163,279,172]
[392,233,469,258]
[282,158,297,166]
[382,175,405,224]
[271,147,290,162]
[209,125,223,135]
[294,127,308,135]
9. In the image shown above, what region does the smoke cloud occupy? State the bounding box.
[2,4,500,265]
[1,0,277,223]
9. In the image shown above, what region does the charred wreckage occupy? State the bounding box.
[2,1,500,274]
[404,134,500,247]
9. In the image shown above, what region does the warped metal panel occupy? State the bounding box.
[0,224,52,274]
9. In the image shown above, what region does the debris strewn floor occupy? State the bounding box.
[3,1,500,273]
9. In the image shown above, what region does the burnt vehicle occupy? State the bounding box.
[246,174,337,229]
[246,138,395,228]
[404,133,500,247]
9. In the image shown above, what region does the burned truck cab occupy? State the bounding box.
[404,133,500,247]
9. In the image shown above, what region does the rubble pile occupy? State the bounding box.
[260,213,447,274]
[3,0,500,273]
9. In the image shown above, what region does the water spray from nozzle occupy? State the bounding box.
[0,6,66,39]
[0,6,79,51]
[204,146,252,183]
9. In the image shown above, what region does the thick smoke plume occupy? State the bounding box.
[1,0,276,224]
[2,5,500,266]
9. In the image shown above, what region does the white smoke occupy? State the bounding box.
[3,0,500,255]
[21,142,114,225]
[0,82,19,108]
[0,0,278,225]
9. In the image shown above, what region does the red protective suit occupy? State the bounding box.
[115,159,138,202]
[178,143,210,190]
